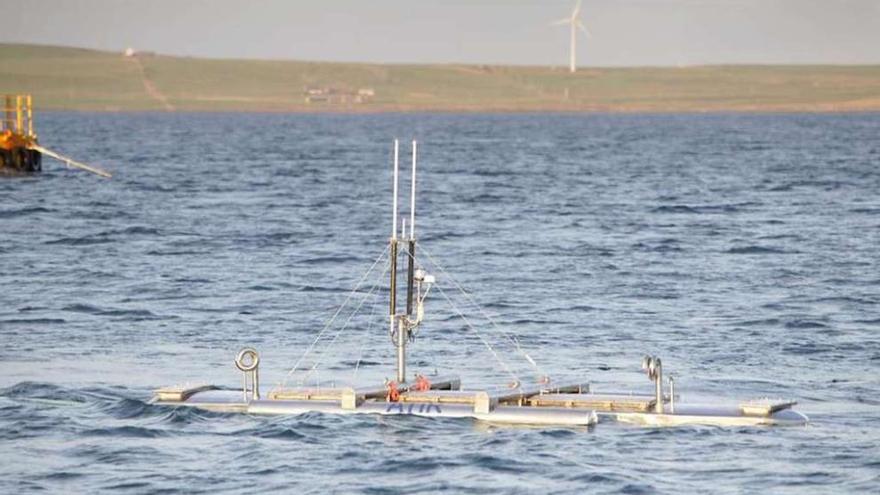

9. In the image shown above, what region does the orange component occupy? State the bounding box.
[386,381,400,402]
[0,129,33,151]
[413,374,431,392]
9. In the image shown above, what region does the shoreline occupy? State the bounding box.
[4,43,879,115]
[32,106,880,114]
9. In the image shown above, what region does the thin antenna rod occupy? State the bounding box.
[410,140,417,240]
[405,140,417,326]
[390,139,403,383]
[392,139,399,239]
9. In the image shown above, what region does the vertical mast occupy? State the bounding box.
[406,141,417,317]
[391,140,418,384]
[390,140,404,383]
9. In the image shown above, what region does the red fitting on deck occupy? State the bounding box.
[386,381,400,402]
[413,374,431,392]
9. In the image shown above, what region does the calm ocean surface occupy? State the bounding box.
[1,112,878,493]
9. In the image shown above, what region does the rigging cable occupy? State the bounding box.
[419,245,547,380]
[275,244,390,391]
[351,271,382,382]
[297,257,391,387]
[433,283,521,386]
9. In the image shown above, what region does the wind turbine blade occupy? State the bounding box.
[550,18,570,26]
[572,0,582,18]
[577,20,592,37]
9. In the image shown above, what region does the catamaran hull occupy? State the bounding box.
[604,407,808,427]
[153,388,807,427]
[154,389,598,426]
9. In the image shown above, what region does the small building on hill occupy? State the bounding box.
[304,87,375,104]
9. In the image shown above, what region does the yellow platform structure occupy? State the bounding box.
[0,94,111,177]
[0,94,41,174]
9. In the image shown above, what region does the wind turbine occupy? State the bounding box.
[551,0,591,73]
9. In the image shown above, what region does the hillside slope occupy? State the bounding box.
[2,44,879,112]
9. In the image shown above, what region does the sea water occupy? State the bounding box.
[1,112,878,493]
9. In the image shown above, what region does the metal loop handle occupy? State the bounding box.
[235,348,260,372]
[235,347,261,401]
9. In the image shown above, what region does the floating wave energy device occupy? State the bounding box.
[152,140,807,428]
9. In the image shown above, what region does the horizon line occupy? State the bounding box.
[4,42,880,70]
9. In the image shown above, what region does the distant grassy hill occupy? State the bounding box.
[2,43,879,113]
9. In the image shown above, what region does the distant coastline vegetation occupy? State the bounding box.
[2,43,879,113]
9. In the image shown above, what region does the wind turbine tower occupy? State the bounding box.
[552,0,590,73]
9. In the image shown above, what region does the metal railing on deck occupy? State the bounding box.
[1,94,35,138]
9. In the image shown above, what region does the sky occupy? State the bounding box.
[3,0,879,67]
